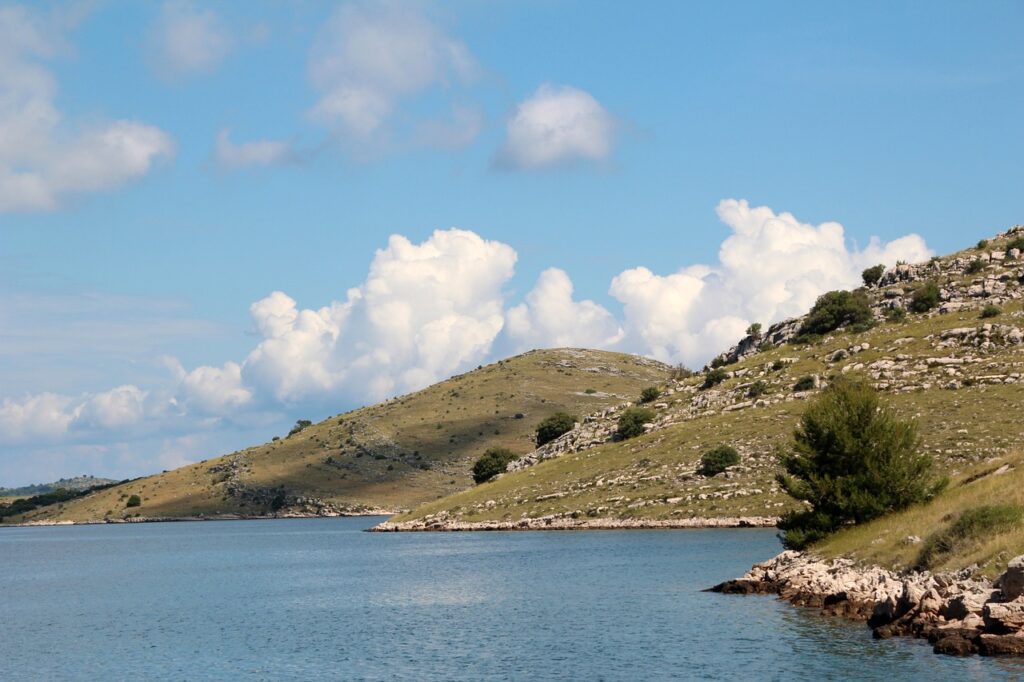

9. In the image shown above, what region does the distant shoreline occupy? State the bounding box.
[1,511,397,528]
[368,515,780,532]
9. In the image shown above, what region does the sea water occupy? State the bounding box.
[2,518,1020,680]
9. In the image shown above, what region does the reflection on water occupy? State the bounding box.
[2,519,1021,680]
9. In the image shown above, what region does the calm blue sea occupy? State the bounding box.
[2,518,1020,680]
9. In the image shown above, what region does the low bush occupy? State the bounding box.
[747,380,769,398]
[639,387,661,403]
[909,281,940,313]
[287,419,313,437]
[1007,237,1024,253]
[861,264,885,287]
[535,412,576,447]
[699,445,740,477]
[915,505,1024,570]
[965,259,985,275]
[746,322,762,338]
[126,495,141,508]
[796,290,873,341]
[980,304,1001,319]
[793,375,816,392]
[472,447,520,484]
[702,368,728,389]
[885,307,907,323]
[617,407,655,439]
[977,239,989,250]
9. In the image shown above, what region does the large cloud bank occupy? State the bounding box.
[0,200,930,452]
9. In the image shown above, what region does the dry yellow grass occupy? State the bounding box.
[817,452,1024,577]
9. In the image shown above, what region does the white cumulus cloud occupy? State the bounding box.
[149,1,233,78]
[0,5,175,211]
[496,84,615,169]
[609,199,932,367]
[506,268,623,351]
[308,2,480,142]
[242,228,516,403]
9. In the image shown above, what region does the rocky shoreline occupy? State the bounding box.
[368,515,779,532]
[711,550,1024,657]
[3,509,397,528]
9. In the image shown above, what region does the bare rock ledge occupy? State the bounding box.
[368,515,779,532]
[710,550,1024,657]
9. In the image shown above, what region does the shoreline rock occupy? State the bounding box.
[368,515,779,532]
[2,509,398,528]
[710,550,1024,657]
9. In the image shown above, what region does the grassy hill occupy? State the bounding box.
[385,227,1024,531]
[7,349,670,524]
[816,450,1024,578]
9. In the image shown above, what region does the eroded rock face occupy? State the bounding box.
[999,555,1024,601]
[711,551,1024,658]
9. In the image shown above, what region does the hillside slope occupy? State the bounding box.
[381,225,1024,531]
[0,475,118,497]
[8,349,670,524]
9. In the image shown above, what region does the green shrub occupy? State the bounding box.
[977,239,989,250]
[639,387,661,403]
[747,380,769,398]
[126,495,141,508]
[777,377,946,550]
[702,368,728,389]
[584,388,597,394]
[793,375,816,392]
[980,304,1001,319]
[861,264,885,287]
[915,505,1024,571]
[885,307,907,323]
[965,259,985,275]
[1007,237,1024,253]
[535,412,576,447]
[472,447,520,484]
[617,407,655,439]
[796,290,873,340]
[746,322,762,338]
[699,445,740,477]
[287,419,313,437]
[909,281,941,313]
[710,356,729,369]
[771,360,785,371]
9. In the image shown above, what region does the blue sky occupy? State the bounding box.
[1,0,1022,486]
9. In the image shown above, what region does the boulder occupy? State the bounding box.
[998,555,1024,600]
[983,598,1024,634]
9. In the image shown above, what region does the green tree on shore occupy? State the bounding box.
[777,377,946,549]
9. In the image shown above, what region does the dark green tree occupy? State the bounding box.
[909,281,940,313]
[796,290,873,340]
[288,419,313,437]
[535,412,576,447]
[699,445,740,477]
[472,447,519,484]
[702,368,728,389]
[617,407,655,439]
[861,264,885,287]
[126,494,141,508]
[777,377,946,549]
[639,386,661,403]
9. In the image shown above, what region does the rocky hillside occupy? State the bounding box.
[7,349,670,524]
[380,225,1024,531]
[0,475,118,497]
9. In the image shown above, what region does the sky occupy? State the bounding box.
[1,0,1022,486]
